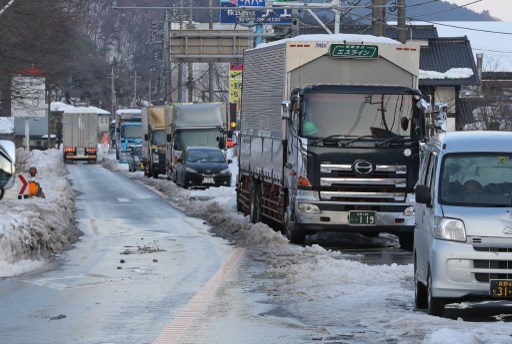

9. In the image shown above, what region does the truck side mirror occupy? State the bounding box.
[167,134,172,142]
[415,184,432,206]
[0,140,16,198]
[144,134,149,141]
[218,136,226,149]
[281,100,291,120]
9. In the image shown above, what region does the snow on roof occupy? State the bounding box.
[50,102,75,112]
[419,67,474,79]
[412,21,512,72]
[51,102,110,115]
[0,117,14,134]
[115,108,141,115]
[255,33,401,50]
[63,106,108,114]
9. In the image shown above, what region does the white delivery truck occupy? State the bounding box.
[165,102,227,181]
[237,34,428,248]
[62,107,99,164]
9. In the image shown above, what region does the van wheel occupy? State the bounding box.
[414,257,427,309]
[250,181,261,224]
[427,268,445,316]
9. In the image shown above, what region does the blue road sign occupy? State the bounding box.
[220,0,292,25]
[238,0,265,7]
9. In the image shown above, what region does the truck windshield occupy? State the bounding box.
[175,129,223,150]
[440,153,512,207]
[121,125,142,138]
[152,130,166,146]
[302,92,415,139]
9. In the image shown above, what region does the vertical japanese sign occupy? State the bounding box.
[229,63,243,104]
[229,63,243,125]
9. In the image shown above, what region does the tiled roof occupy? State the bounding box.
[419,37,480,86]
[299,24,438,40]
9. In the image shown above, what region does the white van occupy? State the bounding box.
[414,131,512,316]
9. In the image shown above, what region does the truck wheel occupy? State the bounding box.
[284,206,305,244]
[399,233,414,251]
[414,256,427,309]
[152,166,158,179]
[250,182,261,224]
[427,268,445,316]
[236,191,243,212]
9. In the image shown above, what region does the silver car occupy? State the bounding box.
[414,131,512,316]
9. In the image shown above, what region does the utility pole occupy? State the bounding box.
[397,0,406,43]
[163,9,171,103]
[187,0,194,102]
[108,59,118,120]
[208,0,214,102]
[178,0,184,102]
[130,70,141,103]
[372,0,385,37]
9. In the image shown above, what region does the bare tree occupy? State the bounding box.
[0,0,89,115]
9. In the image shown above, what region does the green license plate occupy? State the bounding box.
[349,211,376,225]
[490,279,512,297]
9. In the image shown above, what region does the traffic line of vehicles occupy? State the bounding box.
[56,33,512,318]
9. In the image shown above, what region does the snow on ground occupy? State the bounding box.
[1,147,512,343]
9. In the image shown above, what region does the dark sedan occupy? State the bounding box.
[175,146,232,188]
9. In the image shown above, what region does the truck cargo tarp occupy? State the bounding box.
[148,108,165,129]
[174,104,224,129]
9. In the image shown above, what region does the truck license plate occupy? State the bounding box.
[203,177,214,184]
[349,211,376,225]
[490,279,512,297]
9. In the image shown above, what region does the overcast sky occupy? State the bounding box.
[447,0,512,21]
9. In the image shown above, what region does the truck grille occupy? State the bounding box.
[319,163,407,202]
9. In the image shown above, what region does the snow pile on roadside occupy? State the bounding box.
[0,149,78,275]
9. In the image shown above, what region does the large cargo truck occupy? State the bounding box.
[165,102,227,181]
[236,34,428,249]
[141,106,167,178]
[114,108,142,163]
[63,107,99,164]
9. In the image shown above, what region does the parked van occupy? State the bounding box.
[414,131,512,316]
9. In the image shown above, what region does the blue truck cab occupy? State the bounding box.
[118,122,142,163]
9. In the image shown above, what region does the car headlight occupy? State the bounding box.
[434,217,466,242]
[186,167,197,173]
[298,202,321,214]
[219,168,230,175]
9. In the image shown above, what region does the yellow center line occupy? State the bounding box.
[153,247,246,344]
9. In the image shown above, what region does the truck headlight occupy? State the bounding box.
[186,167,197,173]
[298,202,320,214]
[434,217,466,242]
